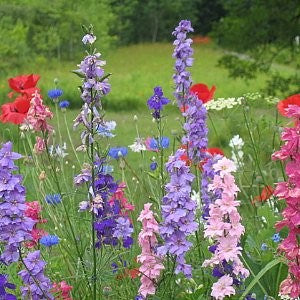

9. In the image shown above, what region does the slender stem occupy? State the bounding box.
[89,102,97,300]
[18,248,52,300]
[43,133,92,294]
[63,113,81,165]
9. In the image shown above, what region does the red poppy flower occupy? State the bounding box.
[252,185,274,204]
[206,147,224,156]
[277,94,300,117]
[0,95,31,124]
[190,83,216,103]
[8,74,40,94]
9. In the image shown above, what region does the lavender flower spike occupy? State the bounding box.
[172,20,194,106]
[157,149,198,278]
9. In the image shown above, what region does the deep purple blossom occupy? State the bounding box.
[157,149,197,277]
[92,164,133,249]
[147,86,170,119]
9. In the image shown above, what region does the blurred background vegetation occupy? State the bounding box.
[0,0,299,109]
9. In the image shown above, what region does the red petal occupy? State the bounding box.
[277,94,300,117]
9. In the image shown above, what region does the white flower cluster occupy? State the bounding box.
[229,135,244,168]
[205,92,279,111]
[205,97,243,111]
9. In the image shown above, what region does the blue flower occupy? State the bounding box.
[150,162,157,171]
[48,89,63,99]
[271,233,281,243]
[40,235,59,247]
[59,100,70,109]
[147,137,170,151]
[97,121,116,138]
[147,86,170,119]
[45,194,62,205]
[102,165,114,174]
[261,243,268,251]
[108,147,128,159]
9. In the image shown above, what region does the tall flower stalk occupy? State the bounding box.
[272,100,300,299]
[74,27,111,299]
[202,157,249,299]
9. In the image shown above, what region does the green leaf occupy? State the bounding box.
[71,70,85,78]
[239,258,282,299]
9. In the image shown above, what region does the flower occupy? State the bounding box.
[157,149,197,277]
[78,201,90,212]
[40,235,59,247]
[277,94,300,117]
[52,281,73,300]
[229,135,244,168]
[82,33,96,44]
[26,91,53,132]
[48,89,63,100]
[33,136,46,154]
[49,143,68,158]
[147,86,170,119]
[261,243,268,251]
[190,83,216,103]
[97,121,116,138]
[172,20,194,106]
[0,142,34,264]
[205,96,243,111]
[145,137,170,151]
[252,185,274,203]
[8,74,40,94]
[0,274,17,300]
[272,233,281,243]
[137,203,164,298]
[0,96,31,125]
[211,275,235,300]
[150,162,157,171]
[59,100,70,109]
[206,148,224,157]
[203,157,248,298]
[18,251,53,299]
[182,94,209,163]
[45,194,62,205]
[129,138,146,152]
[108,147,128,159]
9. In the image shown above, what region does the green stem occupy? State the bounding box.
[43,133,92,294]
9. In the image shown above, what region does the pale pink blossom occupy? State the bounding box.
[213,157,237,177]
[137,203,164,298]
[211,275,235,300]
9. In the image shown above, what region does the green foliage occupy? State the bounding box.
[213,0,300,95]
[0,0,114,74]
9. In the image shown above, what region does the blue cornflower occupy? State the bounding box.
[59,100,70,109]
[261,243,268,251]
[48,89,63,100]
[97,121,116,138]
[108,147,128,159]
[147,137,170,151]
[101,165,114,174]
[150,162,157,171]
[45,194,62,205]
[40,235,59,247]
[271,233,281,243]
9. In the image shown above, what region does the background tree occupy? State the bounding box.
[213,0,300,96]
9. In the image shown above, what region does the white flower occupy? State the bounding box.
[229,135,244,149]
[191,190,201,208]
[129,138,146,152]
[49,143,68,158]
